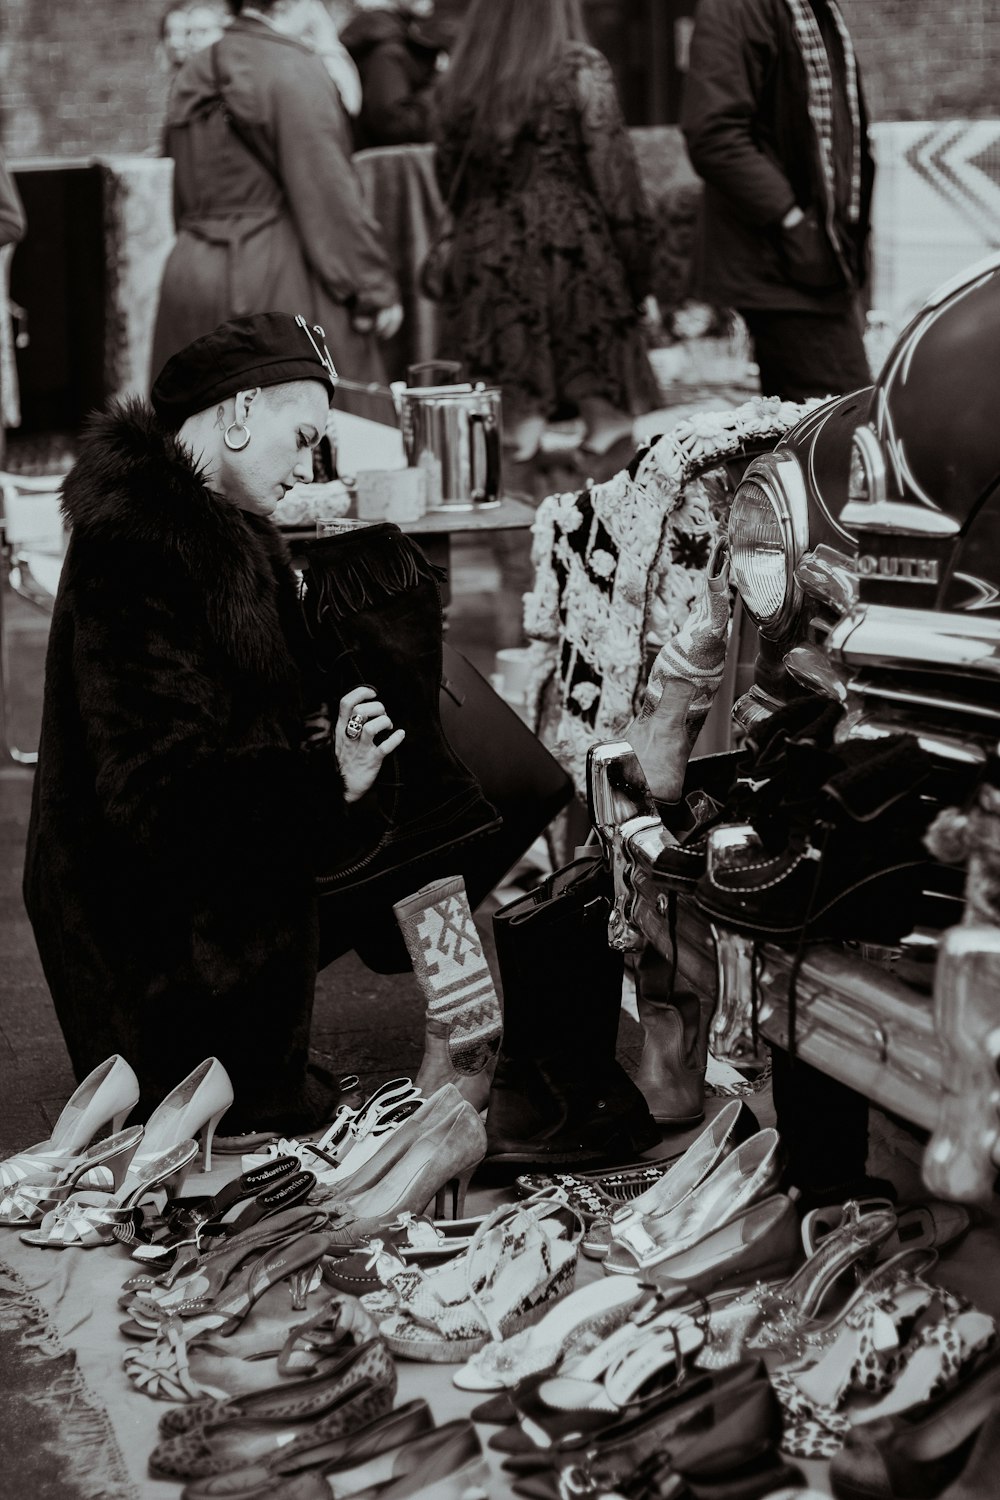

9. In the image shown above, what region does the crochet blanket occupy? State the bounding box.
[524,397,813,795]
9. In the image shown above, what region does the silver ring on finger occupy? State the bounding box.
[345,713,365,741]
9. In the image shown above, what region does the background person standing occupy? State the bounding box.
[682,0,874,402]
[151,0,402,386]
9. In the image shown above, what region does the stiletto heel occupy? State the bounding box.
[201,1104,227,1173]
[435,1165,475,1221]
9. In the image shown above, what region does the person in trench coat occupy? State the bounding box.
[151,0,403,389]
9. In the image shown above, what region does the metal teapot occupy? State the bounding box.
[396,381,503,511]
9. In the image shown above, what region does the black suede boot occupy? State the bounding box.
[300,524,501,897]
[484,857,660,1167]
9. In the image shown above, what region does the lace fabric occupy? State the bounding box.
[433,42,658,421]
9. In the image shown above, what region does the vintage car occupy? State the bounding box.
[588,252,1000,1202]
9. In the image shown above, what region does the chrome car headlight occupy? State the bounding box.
[728,452,810,636]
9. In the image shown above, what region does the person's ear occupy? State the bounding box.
[233,387,261,425]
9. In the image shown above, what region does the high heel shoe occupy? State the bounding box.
[602,1128,781,1275]
[697,1197,897,1367]
[117,1155,302,1260]
[19,1139,198,1248]
[582,1099,759,1258]
[0,1054,140,1190]
[376,1201,582,1364]
[318,1100,488,1247]
[0,1124,143,1227]
[830,1348,1000,1499]
[120,1202,326,1325]
[138,1058,235,1173]
[309,1084,466,1204]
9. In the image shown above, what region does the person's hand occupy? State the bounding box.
[781,204,806,230]
[335,685,405,804]
[374,304,404,341]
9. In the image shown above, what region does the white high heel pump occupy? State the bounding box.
[137,1058,234,1173]
[0,1054,140,1191]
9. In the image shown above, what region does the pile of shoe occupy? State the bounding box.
[655,697,952,952]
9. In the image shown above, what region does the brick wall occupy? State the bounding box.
[1,0,998,161]
[831,0,998,121]
[1,0,170,160]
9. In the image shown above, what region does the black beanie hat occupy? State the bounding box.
[150,312,339,429]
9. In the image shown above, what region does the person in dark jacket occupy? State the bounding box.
[23,314,403,1134]
[681,0,874,401]
[340,0,450,151]
[151,0,402,386]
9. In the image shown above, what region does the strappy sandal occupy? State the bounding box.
[240,1079,421,1174]
[119,1202,325,1310]
[374,1201,583,1363]
[18,1139,198,1248]
[0,1125,143,1227]
[119,1158,307,1262]
[122,1230,334,1397]
[453,1274,646,1392]
[322,1210,490,1297]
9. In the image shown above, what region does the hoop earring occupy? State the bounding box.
[224,422,251,452]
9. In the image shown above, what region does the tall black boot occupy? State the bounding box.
[300,523,501,899]
[484,857,660,1167]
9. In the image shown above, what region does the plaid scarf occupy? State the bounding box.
[783,0,862,227]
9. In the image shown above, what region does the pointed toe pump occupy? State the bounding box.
[0,1054,140,1192]
[139,1059,235,1174]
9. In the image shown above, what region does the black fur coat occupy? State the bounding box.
[23,401,355,1131]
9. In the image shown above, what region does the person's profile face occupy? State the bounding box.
[221,381,330,518]
[162,11,192,68]
[185,5,227,53]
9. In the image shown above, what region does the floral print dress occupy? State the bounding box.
[433,43,659,423]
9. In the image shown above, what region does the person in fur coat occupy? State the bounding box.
[23,314,402,1134]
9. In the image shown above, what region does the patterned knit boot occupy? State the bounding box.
[393,875,502,1110]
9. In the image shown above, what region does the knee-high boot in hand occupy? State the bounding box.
[483,856,660,1168]
[301,523,501,898]
[393,875,503,1111]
